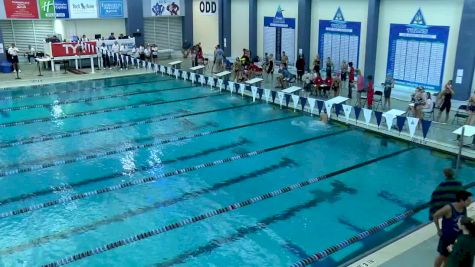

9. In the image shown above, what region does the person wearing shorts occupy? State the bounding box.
[382,75,394,110]
[432,191,473,267]
[466,90,475,125]
[437,80,455,123]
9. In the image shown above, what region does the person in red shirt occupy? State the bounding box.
[366,75,374,109]
[323,75,333,98]
[313,72,323,96]
[348,62,355,99]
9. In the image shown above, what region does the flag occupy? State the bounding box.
[375,111,383,128]
[396,116,406,133]
[300,97,307,112]
[258,88,264,100]
[354,106,362,121]
[239,83,246,97]
[292,95,299,111]
[271,91,277,103]
[251,86,258,102]
[342,104,352,122]
[264,89,271,102]
[335,104,343,117]
[317,100,324,114]
[285,94,291,108]
[407,117,419,138]
[308,98,316,115]
[278,91,284,108]
[421,119,432,139]
[363,108,372,125]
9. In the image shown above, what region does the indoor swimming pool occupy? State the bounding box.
[0,74,474,266]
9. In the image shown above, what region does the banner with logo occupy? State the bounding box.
[150,0,183,16]
[39,0,70,18]
[51,41,97,57]
[4,0,39,19]
[99,0,123,18]
[318,8,361,68]
[70,0,98,18]
[263,6,296,65]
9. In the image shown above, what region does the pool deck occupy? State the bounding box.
[347,203,475,267]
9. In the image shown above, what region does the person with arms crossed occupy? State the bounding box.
[432,190,473,267]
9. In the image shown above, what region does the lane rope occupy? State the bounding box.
[0,77,172,101]
[0,109,293,178]
[0,90,221,129]
[0,103,259,149]
[0,84,198,113]
[41,146,414,267]
[0,130,349,219]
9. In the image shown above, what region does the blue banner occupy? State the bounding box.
[263,6,296,64]
[386,9,449,90]
[55,0,69,18]
[99,0,123,18]
[318,8,361,68]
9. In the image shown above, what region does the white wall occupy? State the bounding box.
[231,0,249,58]
[257,0,298,60]
[54,19,127,41]
[193,0,219,56]
[310,0,368,73]
[375,0,464,89]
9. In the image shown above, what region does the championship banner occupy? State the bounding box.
[264,6,296,65]
[150,0,183,16]
[99,0,123,18]
[70,0,98,18]
[4,0,39,19]
[51,41,97,57]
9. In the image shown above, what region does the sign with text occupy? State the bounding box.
[263,6,296,64]
[39,0,70,19]
[99,0,123,18]
[199,0,217,16]
[69,0,98,18]
[51,41,97,57]
[151,0,182,16]
[386,9,449,90]
[4,0,39,19]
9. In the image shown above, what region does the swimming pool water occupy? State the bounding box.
[0,74,474,266]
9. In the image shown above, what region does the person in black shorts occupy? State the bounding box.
[382,75,394,110]
[466,90,475,125]
[432,190,473,267]
[437,80,455,123]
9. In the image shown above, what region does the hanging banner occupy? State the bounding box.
[264,89,271,102]
[386,9,449,90]
[324,101,333,118]
[363,108,372,125]
[342,104,352,122]
[228,81,235,93]
[264,6,296,65]
[308,98,316,115]
[69,0,98,18]
[292,95,299,111]
[51,41,97,57]
[4,0,39,19]
[239,84,246,97]
[39,0,69,18]
[278,92,284,108]
[99,0,123,18]
[150,0,183,16]
[384,113,395,131]
[318,7,361,68]
[251,86,258,102]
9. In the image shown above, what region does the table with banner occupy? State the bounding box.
[44,41,99,73]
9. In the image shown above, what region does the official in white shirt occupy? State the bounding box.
[119,44,128,70]
[8,43,21,73]
[111,41,120,67]
[100,43,111,69]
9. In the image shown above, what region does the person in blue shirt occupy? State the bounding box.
[432,190,473,267]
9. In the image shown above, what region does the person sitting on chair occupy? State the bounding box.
[276,63,291,89]
[421,92,434,117]
[313,72,324,96]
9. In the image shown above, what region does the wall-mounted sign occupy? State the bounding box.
[151,0,182,16]
[4,0,39,19]
[39,0,70,19]
[318,7,361,68]
[199,0,217,16]
[263,6,296,64]
[99,0,123,18]
[386,9,449,90]
[69,0,98,18]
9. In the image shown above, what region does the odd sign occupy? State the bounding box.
[199,0,217,16]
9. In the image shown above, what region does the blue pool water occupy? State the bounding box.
[0,74,474,266]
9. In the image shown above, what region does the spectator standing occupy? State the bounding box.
[437,80,455,123]
[296,55,305,82]
[313,55,321,74]
[281,51,289,66]
[348,62,355,99]
[266,54,274,81]
[100,43,111,69]
[8,43,20,74]
[383,75,395,110]
[325,57,333,78]
[429,168,464,221]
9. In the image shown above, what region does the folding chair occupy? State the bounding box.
[423,102,436,120]
[452,105,469,125]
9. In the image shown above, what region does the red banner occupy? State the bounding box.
[4,0,39,19]
[51,42,98,57]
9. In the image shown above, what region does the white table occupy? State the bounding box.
[453,125,475,147]
[326,96,349,105]
[246,78,264,87]
[168,60,183,69]
[282,86,302,94]
[383,109,406,117]
[35,57,51,76]
[190,65,205,74]
[215,70,232,81]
